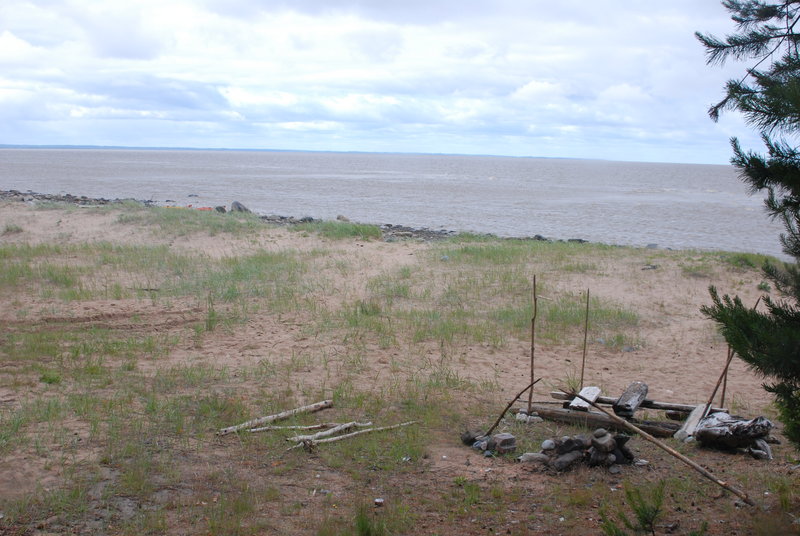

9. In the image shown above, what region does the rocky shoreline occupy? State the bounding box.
[0,189,568,244]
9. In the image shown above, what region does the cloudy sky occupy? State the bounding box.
[0,0,762,164]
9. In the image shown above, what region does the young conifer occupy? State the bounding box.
[697,1,800,448]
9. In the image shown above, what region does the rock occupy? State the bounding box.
[230,201,251,213]
[461,430,482,446]
[215,206,226,213]
[298,216,315,223]
[593,428,607,438]
[557,437,586,455]
[492,433,517,454]
[553,450,584,471]
[336,215,350,222]
[591,430,616,453]
[541,439,556,452]
[518,452,550,464]
[609,465,622,475]
[646,243,659,249]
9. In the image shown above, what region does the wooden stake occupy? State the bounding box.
[566,389,756,507]
[721,346,730,408]
[527,275,538,414]
[218,399,333,436]
[703,347,735,419]
[488,378,541,436]
[580,289,590,390]
[288,421,419,451]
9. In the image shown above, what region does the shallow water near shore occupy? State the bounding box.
[0,147,787,258]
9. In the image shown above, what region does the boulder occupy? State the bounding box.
[230,201,251,213]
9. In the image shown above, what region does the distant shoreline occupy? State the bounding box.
[0,188,577,245]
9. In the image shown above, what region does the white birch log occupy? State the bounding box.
[288,421,419,451]
[218,399,333,436]
[287,421,373,442]
[248,423,340,433]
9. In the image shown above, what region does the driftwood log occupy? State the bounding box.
[695,413,773,449]
[613,381,648,418]
[549,392,727,414]
[521,404,681,438]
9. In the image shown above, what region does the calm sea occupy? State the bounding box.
[0,148,787,258]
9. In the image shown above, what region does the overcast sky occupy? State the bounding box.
[0,0,763,164]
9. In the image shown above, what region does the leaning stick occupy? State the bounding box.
[487,378,541,437]
[702,347,735,419]
[248,423,341,433]
[288,421,419,450]
[565,389,755,507]
[527,275,538,415]
[218,399,333,436]
[287,421,373,442]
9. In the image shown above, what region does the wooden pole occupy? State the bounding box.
[489,378,541,436]
[580,288,590,390]
[720,346,730,408]
[527,275,538,414]
[566,390,755,507]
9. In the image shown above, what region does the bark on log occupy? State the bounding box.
[549,392,726,414]
[218,399,333,436]
[695,413,773,449]
[522,404,680,438]
[613,381,648,418]
[569,386,601,411]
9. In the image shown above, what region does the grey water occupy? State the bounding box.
[0,148,788,259]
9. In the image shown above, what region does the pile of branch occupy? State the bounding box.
[216,399,418,451]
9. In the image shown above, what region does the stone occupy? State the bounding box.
[336,215,350,222]
[593,428,608,438]
[215,206,226,213]
[553,450,584,471]
[557,437,585,455]
[461,430,483,446]
[591,431,616,453]
[517,452,550,464]
[541,439,556,451]
[609,465,622,474]
[492,433,517,454]
[230,201,251,213]
[574,434,592,449]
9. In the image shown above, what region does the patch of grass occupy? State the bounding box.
[115,205,264,237]
[2,222,23,235]
[295,220,382,240]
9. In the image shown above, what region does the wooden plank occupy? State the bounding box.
[674,404,708,442]
[568,386,601,411]
[613,381,649,418]
[549,391,727,414]
[521,404,680,438]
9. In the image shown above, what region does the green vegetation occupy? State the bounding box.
[699,1,800,450]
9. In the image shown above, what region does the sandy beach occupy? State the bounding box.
[0,197,795,535]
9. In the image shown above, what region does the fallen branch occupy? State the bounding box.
[218,400,333,436]
[288,421,419,451]
[564,389,756,507]
[287,421,373,442]
[248,423,340,433]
